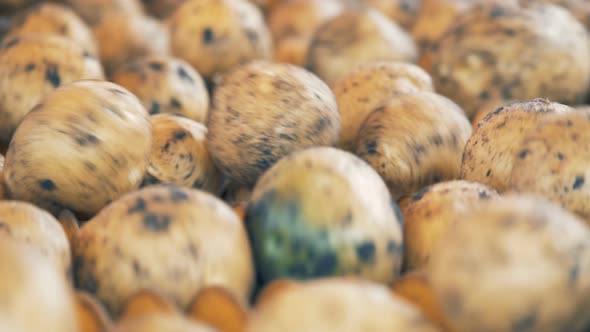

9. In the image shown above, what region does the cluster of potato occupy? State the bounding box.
[1,0,590,331]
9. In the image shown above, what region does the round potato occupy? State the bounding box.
[361,0,421,29]
[461,98,572,193]
[428,195,590,332]
[3,80,151,218]
[306,7,417,86]
[206,60,340,186]
[430,3,590,117]
[0,34,104,148]
[143,114,221,194]
[399,180,499,272]
[332,61,434,151]
[169,0,272,80]
[356,91,472,200]
[246,147,403,285]
[111,314,215,332]
[111,55,209,123]
[73,185,254,316]
[59,0,144,26]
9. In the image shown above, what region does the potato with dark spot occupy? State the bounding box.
[143,114,221,194]
[430,3,590,117]
[169,0,272,81]
[399,180,498,272]
[470,98,515,130]
[509,109,590,223]
[111,55,209,123]
[206,61,340,186]
[361,0,421,29]
[0,34,104,149]
[59,0,145,26]
[4,3,99,56]
[333,61,434,151]
[246,278,440,332]
[356,91,472,200]
[111,314,215,332]
[93,13,169,76]
[461,98,572,193]
[73,185,254,316]
[306,7,418,86]
[3,80,151,218]
[428,195,590,332]
[142,0,187,19]
[246,147,403,285]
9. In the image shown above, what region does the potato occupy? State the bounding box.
[111,314,215,332]
[399,180,499,272]
[0,239,77,332]
[520,0,590,30]
[142,0,187,19]
[428,194,590,332]
[360,0,421,29]
[59,0,145,26]
[246,278,440,332]
[430,3,590,117]
[143,114,221,194]
[93,13,169,76]
[461,98,572,193]
[509,109,590,223]
[169,0,272,80]
[246,147,403,285]
[3,80,151,218]
[306,7,418,86]
[0,34,104,149]
[188,286,249,332]
[356,91,472,200]
[111,55,209,123]
[333,61,434,151]
[273,36,309,66]
[73,185,254,316]
[206,61,340,186]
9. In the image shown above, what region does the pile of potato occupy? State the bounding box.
[1,0,590,331]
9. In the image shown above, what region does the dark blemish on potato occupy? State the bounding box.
[150,101,160,114]
[573,176,585,190]
[569,262,579,287]
[479,190,491,200]
[341,211,352,225]
[387,240,403,255]
[278,133,296,141]
[412,186,430,201]
[486,169,492,177]
[174,130,187,140]
[245,29,258,43]
[163,142,170,152]
[511,311,537,332]
[313,251,337,276]
[256,159,272,171]
[3,38,19,48]
[109,88,127,96]
[504,28,516,36]
[45,65,61,88]
[501,86,513,100]
[84,161,97,172]
[132,260,143,276]
[567,120,573,127]
[188,243,198,259]
[104,105,122,117]
[169,187,189,202]
[39,179,57,191]
[479,90,490,100]
[489,6,505,18]
[365,141,377,154]
[355,241,376,264]
[177,66,194,84]
[170,98,182,109]
[76,134,99,146]
[0,222,11,235]
[430,135,443,146]
[143,213,171,232]
[149,62,163,71]
[261,149,272,156]
[557,153,564,161]
[518,149,529,159]
[25,63,35,72]
[128,198,146,214]
[202,27,214,44]
[83,50,94,59]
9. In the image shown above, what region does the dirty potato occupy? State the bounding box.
[59,0,145,26]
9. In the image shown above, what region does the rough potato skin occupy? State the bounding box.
[428,195,590,332]
[111,314,215,332]
[3,80,151,218]
[143,114,222,195]
[509,109,590,223]
[247,147,403,285]
[5,3,99,55]
[430,3,590,117]
[169,0,272,80]
[461,98,572,193]
[0,34,104,148]
[73,185,254,316]
[333,61,434,151]
[111,55,209,123]
[59,0,145,26]
[246,278,440,332]
[361,0,421,29]
[356,91,472,200]
[306,8,418,86]
[399,180,498,272]
[206,61,340,186]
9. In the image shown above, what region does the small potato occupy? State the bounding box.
[59,0,145,26]
[246,278,440,332]
[93,13,169,76]
[143,114,221,194]
[111,314,215,332]
[461,98,572,193]
[3,80,151,218]
[73,185,254,316]
[356,91,472,200]
[142,0,187,19]
[0,34,104,148]
[332,61,434,151]
[169,0,272,80]
[428,195,590,332]
[361,0,421,29]
[306,7,418,86]
[399,180,499,272]
[110,55,209,123]
[206,61,340,186]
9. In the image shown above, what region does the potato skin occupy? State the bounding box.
[461,98,572,193]
[430,3,590,117]
[3,80,151,218]
[73,185,254,316]
[428,195,590,332]
[206,61,340,186]
[0,34,104,148]
[111,314,215,332]
[356,91,472,200]
[306,8,418,86]
[333,61,434,151]
[59,0,145,26]
[169,0,272,80]
[110,55,209,123]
